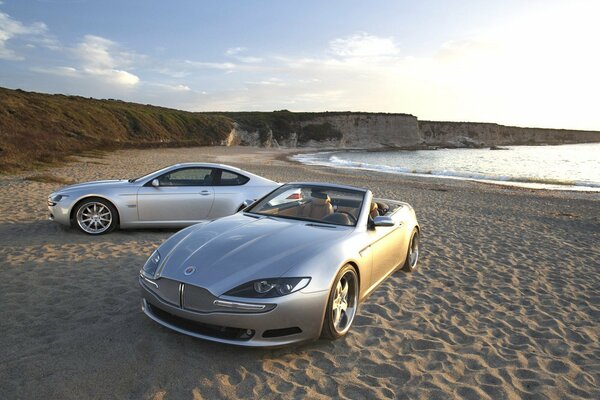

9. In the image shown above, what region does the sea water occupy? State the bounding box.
[292,143,600,191]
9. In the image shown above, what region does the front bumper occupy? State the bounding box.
[47,201,71,226]
[139,276,329,347]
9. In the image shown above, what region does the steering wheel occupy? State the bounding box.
[336,211,357,224]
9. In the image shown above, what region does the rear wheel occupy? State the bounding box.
[402,228,420,272]
[321,264,359,340]
[74,198,118,235]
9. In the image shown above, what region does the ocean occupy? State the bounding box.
[292,143,600,192]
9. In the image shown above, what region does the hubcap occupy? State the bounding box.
[409,233,419,267]
[77,202,112,234]
[331,271,358,334]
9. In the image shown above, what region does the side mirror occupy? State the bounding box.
[151,179,160,187]
[242,199,255,208]
[373,216,395,227]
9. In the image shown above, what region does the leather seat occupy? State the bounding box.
[303,192,333,220]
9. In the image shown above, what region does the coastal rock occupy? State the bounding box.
[298,114,420,148]
[226,114,600,150]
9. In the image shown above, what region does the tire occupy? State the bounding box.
[321,264,359,340]
[73,198,118,235]
[402,228,420,272]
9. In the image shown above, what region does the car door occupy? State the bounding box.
[208,169,250,218]
[367,217,405,285]
[137,167,215,222]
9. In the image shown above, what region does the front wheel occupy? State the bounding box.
[74,198,118,235]
[402,228,420,272]
[321,264,359,340]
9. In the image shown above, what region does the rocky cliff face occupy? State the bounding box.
[300,114,420,148]
[419,121,600,148]
[224,113,600,149]
[225,113,421,148]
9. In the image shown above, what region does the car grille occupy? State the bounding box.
[147,303,254,341]
[141,277,274,314]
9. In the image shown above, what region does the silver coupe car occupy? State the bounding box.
[47,163,278,234]
[140,182,420,346]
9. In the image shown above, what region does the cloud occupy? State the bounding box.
[225,47,246,56]
[225,47,263,63]
[69,35,140,86]
[184,60,237,70]
[32,34,141,86]
[0,11,49,60]
[329,32,399,58]
[152,83,191,92]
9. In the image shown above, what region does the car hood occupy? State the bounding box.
[55,179,132,193]
[158,214,351,295]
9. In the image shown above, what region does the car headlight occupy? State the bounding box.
[141,249,161,278]
[48,194,69,206]
[224,277,310,298]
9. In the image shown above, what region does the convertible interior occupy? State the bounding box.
[250,187,393,226]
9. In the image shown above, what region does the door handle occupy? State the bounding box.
[199,190,211,196]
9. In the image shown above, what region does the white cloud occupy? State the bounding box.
[32,35,141,86]
[329,32,399,58]
[70,35,140,86]
[184,60,237,70]
[225,47,246,56]
[224,47,263,63]
[0,11,48,60]
[162,83,191,92]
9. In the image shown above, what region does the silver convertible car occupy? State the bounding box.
[140,182,420,346]
[47,163,278,234]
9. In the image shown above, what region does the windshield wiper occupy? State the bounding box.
[305,223,337,229]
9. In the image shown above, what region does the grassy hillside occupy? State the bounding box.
[0,88,233,171]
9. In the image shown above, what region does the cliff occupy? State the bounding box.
[1,87,599,171]
[223,111,420,148]
[418,121,600,148]
[223,112,600,150]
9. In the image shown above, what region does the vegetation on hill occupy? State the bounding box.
[0,88,233,171]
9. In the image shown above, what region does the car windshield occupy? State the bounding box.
[246,184,365,226]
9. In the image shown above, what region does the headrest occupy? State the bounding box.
[310,191,330,206]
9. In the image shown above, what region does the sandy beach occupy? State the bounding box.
[0,146,599,399]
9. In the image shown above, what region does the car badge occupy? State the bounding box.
[184,266,196,276]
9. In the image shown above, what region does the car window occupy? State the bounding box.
[158,168,213,186]
[217,170,249,186]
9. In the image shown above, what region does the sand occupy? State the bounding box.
[0,146,599,399]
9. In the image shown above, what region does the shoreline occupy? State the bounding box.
[1,146,599,399]
[288,145,600,195]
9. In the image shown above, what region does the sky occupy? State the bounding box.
[0,0,599,130]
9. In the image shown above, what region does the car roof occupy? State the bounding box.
[284,182,368,192]
[172,162,242,171]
